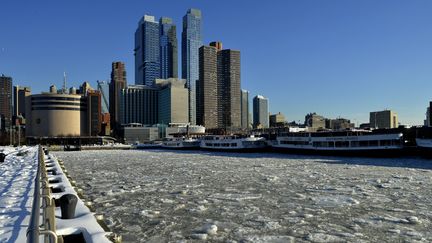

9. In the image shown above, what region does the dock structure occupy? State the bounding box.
[0,146,119,243]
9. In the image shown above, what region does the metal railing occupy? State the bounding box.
[26,146,58,243]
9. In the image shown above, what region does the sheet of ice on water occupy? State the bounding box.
[53,150,432,242]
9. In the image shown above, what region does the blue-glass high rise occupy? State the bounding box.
[97,80,109,114]
[159,17,178,79]
[135,15,160,86]
[182,9,202,125]
[253,95,269,128]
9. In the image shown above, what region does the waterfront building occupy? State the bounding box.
[270,112,286,128]
[26,93,88,137]
[156,78,188,125]
[159,17,178,79]
[370,110,398,129]
[120,85,159,126]
[87,90,102,136]
[97,80,110,114]
[165,125,205,138]
[325,118,354,130]
[304,112,326,130]
[218,48,241,129]
[109,62,127,135]
[253,95,269,129]
[241,90,249,129]
[100,113,111,136]
[196,42,241,129]
[182,8,202,125]
[123,124,159,144]
[13,86,31,121]
[0,75,12,131]
[135,15,160,86]
[197,45,219,128]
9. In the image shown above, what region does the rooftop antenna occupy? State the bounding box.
[63,72,67,94]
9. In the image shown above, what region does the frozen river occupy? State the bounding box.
[53,150,432,242]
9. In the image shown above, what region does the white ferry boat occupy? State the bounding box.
[415,138,432,156]
[161,137,201,149]
[273,130,404,157]
[133,143,162,149]
[200,135,268,152]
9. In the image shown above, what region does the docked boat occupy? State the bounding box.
[133,143,162,149]
[273,130,404,157]
[415,138,432,156]
[200,135,268,152]
[161,137,201,149]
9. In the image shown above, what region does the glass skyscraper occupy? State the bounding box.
[241,89,250,129]
[159,17,178,79]
[97,80,109,114]
[253,95,269,128]
[182,8,202,125]
[135,15,160,86]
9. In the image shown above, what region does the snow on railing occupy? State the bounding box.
[26,146,58,243]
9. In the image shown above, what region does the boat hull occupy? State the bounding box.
[272,146,405,157]
[160,145,200,150]
[134,145,161,149]
[200,146,270,153]
[415,139,432,157]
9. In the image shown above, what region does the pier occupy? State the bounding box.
[0,146,120,243]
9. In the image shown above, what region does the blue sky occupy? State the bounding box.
[1,0,431,125]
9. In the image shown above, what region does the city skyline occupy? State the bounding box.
[1,1,432,125]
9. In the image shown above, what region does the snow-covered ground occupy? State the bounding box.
[0,146,38,243]
[53,150,432,242]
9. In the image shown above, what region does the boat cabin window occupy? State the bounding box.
[369,140,378,146]
[335,141,349,147]
[351,141,359,147]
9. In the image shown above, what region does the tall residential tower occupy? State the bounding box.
[109,62,127,134]
[135,15,160,86]
[182,8,202,125]
[241,89,249,129]
[13,85,31,119]
[197,42,241,129]
[159,17,178,79]
[253,95,269,129]
[97,80,110,114]
[0,75,12,131]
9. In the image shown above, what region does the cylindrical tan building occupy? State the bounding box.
[26,93,88,137]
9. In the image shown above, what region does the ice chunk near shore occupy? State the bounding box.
[196,224,218,235]
[191,233,208,240]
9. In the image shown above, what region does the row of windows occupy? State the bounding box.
[32,101,86,106]
[309,140,400,147]
[205,143,238,147]
[31,97,82,101]
[280,141,310,145]
[242,141,266,146]
[32,107,87,111]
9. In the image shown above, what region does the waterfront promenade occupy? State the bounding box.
[0,146,114,242]
[0,146,38,242]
